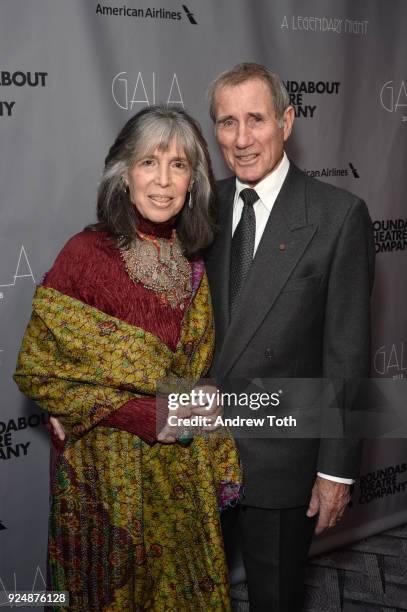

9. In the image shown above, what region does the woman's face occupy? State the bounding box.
[124,138,192,223]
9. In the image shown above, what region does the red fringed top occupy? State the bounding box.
[42,216,189,443]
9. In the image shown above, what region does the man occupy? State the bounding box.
[205,63,375,611]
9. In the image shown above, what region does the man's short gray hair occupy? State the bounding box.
[209,63,290,126]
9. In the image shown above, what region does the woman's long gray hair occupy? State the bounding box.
[89,105,216,259]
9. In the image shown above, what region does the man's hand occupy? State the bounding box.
[190,384,223,431]
[49,416,66,442]
[306,476,351,534]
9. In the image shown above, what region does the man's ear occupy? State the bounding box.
[283,106,295,141]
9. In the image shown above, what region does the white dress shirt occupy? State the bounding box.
[233,152,290,253]
[232,151,354,486]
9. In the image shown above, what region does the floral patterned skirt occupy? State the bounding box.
[47,428,239,611]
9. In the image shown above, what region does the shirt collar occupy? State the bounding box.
[235,152,290,211]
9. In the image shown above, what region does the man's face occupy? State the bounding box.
[213,78,294,186]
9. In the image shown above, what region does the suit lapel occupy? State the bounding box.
[205,178,235,348]
[217,165,317,377]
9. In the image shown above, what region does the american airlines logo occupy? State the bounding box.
[182,5,197,24]
[303,163,360,179]
[96,3,198,24]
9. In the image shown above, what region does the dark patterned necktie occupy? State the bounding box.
[230,188,259,314]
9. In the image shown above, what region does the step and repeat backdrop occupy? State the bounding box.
[1,0,406,596]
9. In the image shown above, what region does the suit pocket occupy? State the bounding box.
[281,274,322,293]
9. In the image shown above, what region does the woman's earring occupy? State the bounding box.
[188,190,193,210]
[122,179,130,195]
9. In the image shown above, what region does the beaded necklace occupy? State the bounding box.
[119,229,191,310]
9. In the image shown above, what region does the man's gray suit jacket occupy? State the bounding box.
[205,163,375,508]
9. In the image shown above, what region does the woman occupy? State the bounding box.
[14,105,241,611]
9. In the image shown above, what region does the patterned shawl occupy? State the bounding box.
[14,271,241,611]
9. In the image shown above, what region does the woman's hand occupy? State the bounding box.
[157,401,192,444]
[49,416,66,442]
[190,384,223,431]
[157,384,224,443]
